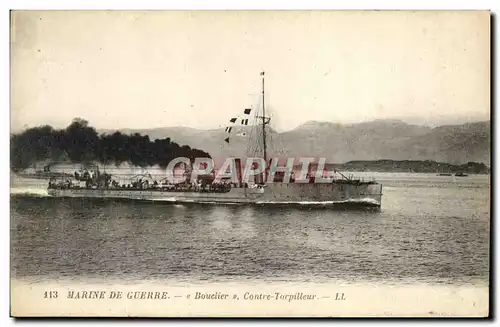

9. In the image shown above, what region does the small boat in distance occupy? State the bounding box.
[438,173,452,176]
[454,172,469,177]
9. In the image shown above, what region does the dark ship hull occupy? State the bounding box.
[47,182,382,209]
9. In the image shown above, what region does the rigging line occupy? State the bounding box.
[246,95,262,158]
[255,96,265,158]
[244,115,252,155]
[260,108,282,159]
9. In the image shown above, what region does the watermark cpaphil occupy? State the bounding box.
[164,157,340,184]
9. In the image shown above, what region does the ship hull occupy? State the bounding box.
[47,183,383,209]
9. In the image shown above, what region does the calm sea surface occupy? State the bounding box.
[10,173,490,286]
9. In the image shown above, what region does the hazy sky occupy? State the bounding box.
[11,10,490,132]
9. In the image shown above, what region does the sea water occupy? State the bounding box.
[9,172,490,316]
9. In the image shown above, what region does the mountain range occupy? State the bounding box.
[99,119,491,165]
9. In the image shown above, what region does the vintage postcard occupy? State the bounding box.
[9,10,490,317]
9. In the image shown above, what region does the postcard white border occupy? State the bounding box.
[3,0,497,325]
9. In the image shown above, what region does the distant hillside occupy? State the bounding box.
[401,122,490,164]
[99,119,490,165]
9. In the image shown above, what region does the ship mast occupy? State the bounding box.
[258,71,271,170]
[261,71,267,164]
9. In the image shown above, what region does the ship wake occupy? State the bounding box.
[10,188,50,197]
[256,197,381,206]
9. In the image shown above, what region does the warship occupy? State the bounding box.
[47,72,383,209]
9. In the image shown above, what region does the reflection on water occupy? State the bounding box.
[10,173,490,286]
